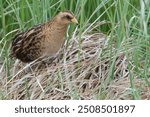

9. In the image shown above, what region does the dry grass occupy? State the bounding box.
[0,30,150,100]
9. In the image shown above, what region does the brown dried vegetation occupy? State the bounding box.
[0,31,150,100]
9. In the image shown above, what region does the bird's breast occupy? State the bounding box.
[41,28,65,57]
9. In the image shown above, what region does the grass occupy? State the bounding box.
[0,0,150,99]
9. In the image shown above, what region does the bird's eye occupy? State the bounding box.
[66,15,72,20]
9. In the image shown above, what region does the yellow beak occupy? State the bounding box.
[71,17,78,24]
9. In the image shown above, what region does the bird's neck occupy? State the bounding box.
[47,20,68,33]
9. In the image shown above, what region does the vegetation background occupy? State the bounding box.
[0,0,150,99]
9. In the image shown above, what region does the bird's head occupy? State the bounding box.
[55,11,78,25]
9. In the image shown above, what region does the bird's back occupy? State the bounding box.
[11,24,44,62]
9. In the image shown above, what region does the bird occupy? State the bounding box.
[11,11,78,63]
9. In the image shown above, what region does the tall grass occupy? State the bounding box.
[0,0,150,99]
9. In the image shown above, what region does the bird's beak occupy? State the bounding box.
[71,17,78,24]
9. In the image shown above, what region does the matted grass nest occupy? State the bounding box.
[0,30,150,100]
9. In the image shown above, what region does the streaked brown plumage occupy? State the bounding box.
[11,11,78,63]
